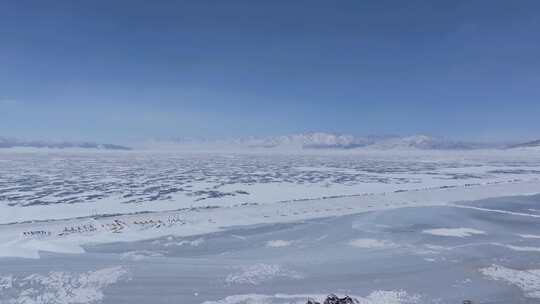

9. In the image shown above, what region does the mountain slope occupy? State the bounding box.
[508,139,540,149]
[367,135,488,150]
[0,137,131,150]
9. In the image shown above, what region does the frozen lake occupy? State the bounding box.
[1,149,540,224]
[1,150,540,303]
[1,195,540,303]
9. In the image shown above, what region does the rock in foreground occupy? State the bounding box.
[306,294,359,304]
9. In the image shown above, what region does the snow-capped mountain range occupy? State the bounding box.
[3,133,532,152]
[141,133,497,151]
[0,136,131,150]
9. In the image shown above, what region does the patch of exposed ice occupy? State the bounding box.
[201,290,421,304]
[422,228,486,237]
[225,264,303,285]
[189,238,205,246]
[480,264,540,299]
[423,244,449,251]
[163,237,205,247]
[418,242,540,254]
[363,290,421,304]
[0,239,85,259]
[348,238,397,249]
[0,266,130,304]
[266,240,292,248]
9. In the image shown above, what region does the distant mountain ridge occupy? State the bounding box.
[366,135,494,150]
[0,137,131,150]
[1,133,512,152]
[143,133,494,151]
[244,133,374,149]
[508,139,540,149]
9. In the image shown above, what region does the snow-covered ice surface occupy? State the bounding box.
[2,149,540,303]
[348,238,398,249]
[199,290,421,304]
[480,265,540,299]
[2,149,540,224]
[266,240,292,248]
[0,266,130,304]
[225,263,304,285]
[519,234,540,239]
[422,228,487,237]
[3,197,540,303]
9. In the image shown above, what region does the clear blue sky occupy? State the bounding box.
[1,0,539,143]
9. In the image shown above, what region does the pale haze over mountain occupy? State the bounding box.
[138,132,507,151]
[3,132,537,152]
[3,133,533,152]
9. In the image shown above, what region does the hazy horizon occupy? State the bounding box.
[0,131,531,147]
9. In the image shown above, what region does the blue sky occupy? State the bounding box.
[1,0,539,143]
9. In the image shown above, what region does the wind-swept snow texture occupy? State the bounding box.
[422,228,487,237]
[480,265,540,299]
[1,149,540,224]
[0,267,129,304]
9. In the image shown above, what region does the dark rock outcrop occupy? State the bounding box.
[306,294,359,304]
